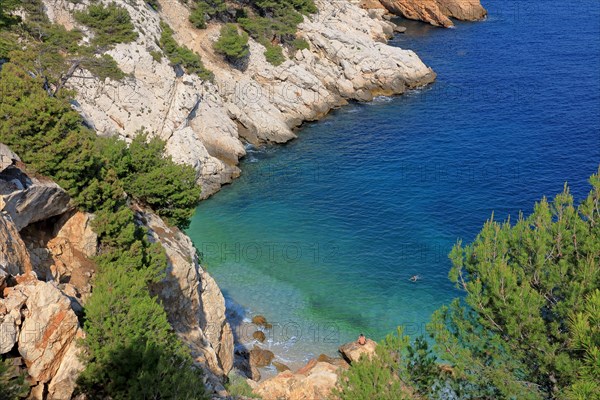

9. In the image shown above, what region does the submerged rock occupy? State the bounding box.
[250,345,275,368]
[253,330,266,343]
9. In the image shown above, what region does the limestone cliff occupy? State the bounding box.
[364,0,487,28]
[41,0,435,199]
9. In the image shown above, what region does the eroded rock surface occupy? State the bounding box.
[141,210,234,386]
[373,0,486,27]
[0,272,85,399]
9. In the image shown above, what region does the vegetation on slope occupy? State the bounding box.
[73,2,138,48]
[337,172,600,400]
[159,21,213,80]
[0,3,206,398]
[213,23,249,63]
[188,0,315,65]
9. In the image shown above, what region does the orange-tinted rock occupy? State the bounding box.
[377,0,486,27]
[339,338,378,364]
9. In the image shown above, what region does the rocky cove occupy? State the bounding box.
[1,0,488,398]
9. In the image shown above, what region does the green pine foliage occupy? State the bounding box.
[73,2,138,48]
[425,171,600,399]
[292,37,309,51]
[76,237,207,400]
[338,172,600,400]
[564,289,600,399]
[119,133,202,229]
[263,42,285,66]
[3,0,126,93]
[158,21,213,80]
[0,359,29,400]
[213,23,249,62]
[188,0,227,29]
[184,0,317,65]
[0,0,20,30]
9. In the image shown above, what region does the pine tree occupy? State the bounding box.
[427,170,600,399]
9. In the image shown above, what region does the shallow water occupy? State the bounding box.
[187,0,600,369]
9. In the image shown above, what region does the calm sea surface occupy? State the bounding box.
[187,0,600,369]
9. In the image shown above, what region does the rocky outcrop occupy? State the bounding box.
[22,211,98,299]
[0,147,237,396]
[0,214,32,277]
[0,163,73,231]
[0,272,85,399]
[250,359,345,400]
[375,0,486,27]
[40,0,435,199]
[339,338,378,363]
[0,143,20,173]
[140,210,234,387]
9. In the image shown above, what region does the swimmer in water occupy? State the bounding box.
[409,275,420,282]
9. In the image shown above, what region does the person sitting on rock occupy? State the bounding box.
[357,334,367,345]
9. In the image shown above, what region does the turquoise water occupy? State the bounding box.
[187,0,600,367]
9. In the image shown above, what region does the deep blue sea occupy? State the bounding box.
[187,0,600,369]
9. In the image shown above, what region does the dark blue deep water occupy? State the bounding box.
[187,0,600,366]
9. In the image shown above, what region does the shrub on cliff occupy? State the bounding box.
[74,3,138,48]
[159,21,213,80]
[189,0,227,29]
[121,133,202,229]
[5,1,126,94]
[263,42,285,66]
[213,23,249,63]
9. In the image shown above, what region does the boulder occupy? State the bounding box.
[0,214,32,276]
[0,143,20,173]
[0,273,85,399]
[252,315,272,329]
[273,361,290,373]
[18,279,82,385]
[0,311,19,354]
[437,0,487,22]
[253,361,342,400]
[249,345,275,368]
[339,338,378,363]
[234,348,262,381]
[253,330,266,343]
[0,166,72,231]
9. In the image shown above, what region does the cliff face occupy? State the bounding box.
[0,146,233,397]
[366,0,487,28]
[141,209,234,388]
[41,0,435,199]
